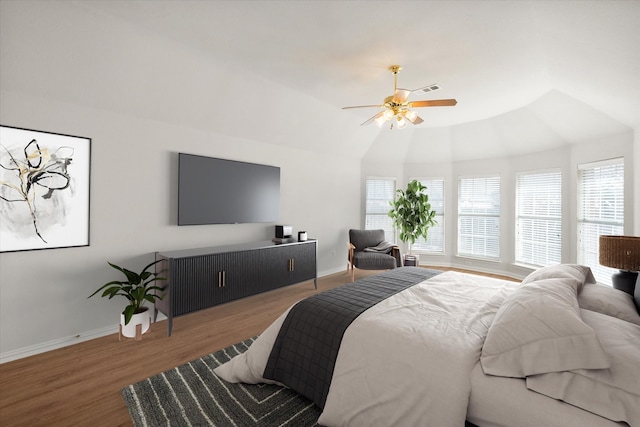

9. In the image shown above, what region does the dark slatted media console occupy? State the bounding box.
[155,240,318,336]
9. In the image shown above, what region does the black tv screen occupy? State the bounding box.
[178,153,280,225]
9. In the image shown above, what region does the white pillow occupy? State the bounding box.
[527,310,640,426]
[579,283,640,325]
[481,277,610,378]
[521,264,596,290]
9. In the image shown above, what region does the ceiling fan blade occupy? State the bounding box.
[392,89,411,103]
[408,115,424,125]
[342,104,384,109]
[409,99,457,108]
[361,111,384,126]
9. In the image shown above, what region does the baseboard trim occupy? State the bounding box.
[0,311,170,364]
[0,325,117,364]
[318,266,348,277]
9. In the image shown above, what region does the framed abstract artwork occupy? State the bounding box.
[0,125,91,252]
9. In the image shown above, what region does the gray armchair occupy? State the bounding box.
[347,229,401,282]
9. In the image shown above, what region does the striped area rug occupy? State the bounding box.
[121,337,321,426]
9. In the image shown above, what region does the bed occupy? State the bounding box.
[214,265,640,427]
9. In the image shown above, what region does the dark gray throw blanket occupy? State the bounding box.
[363,240,395,253]
[263,267,442,409]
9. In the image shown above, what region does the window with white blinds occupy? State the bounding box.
[577,159,624,285]
[365,178,396,243]
[458,176,500,260]
[515,171,562,267]
[412,178,445,253]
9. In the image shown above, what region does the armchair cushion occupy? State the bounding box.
[353,251,398,270]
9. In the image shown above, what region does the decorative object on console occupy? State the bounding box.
[275,225,293,238]
[298,231,308,241]
[88,259,164,340]
[599,235,640,296]
[0,125,91,253]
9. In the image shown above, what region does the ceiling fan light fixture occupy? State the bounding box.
[405,109,418,122]
[383,109,395,120]
[397,115,407,129]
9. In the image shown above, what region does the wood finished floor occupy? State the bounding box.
[0,267,517,427]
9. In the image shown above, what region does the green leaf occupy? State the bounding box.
[122,305,136,325]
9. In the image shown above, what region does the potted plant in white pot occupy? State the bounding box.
[388,179,437,263]
[89,259,164,339]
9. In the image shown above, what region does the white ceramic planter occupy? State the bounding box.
[120,308,151,338]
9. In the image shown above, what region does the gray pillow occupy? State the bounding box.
[578,283,640,326]
[521,264,596,290]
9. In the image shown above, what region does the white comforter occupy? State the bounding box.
[214,271,516,426]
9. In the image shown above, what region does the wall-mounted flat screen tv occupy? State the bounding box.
[178,153,280,225]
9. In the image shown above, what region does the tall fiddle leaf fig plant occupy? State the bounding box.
[388,179,437,254]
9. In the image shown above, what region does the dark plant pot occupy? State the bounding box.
[404,255,418,267]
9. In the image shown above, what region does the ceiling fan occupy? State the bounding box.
[342,65,457,129]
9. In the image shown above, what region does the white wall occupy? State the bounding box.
[0,2,362,362]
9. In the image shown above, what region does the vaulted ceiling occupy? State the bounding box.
[7,1,639,163]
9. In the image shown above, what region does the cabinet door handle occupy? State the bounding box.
[217,271,227,287]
